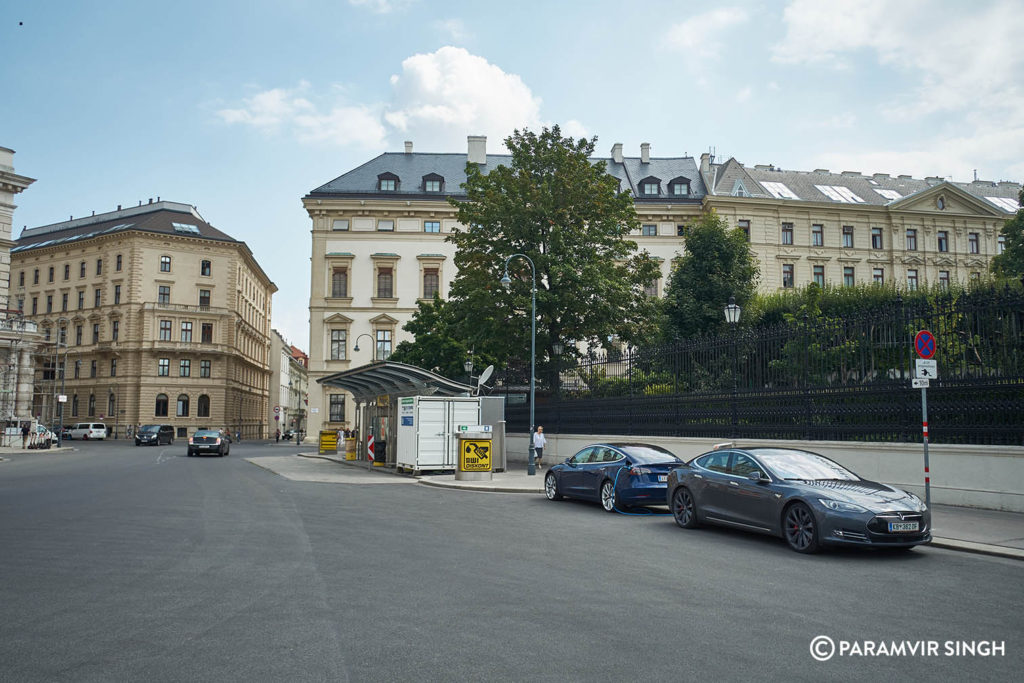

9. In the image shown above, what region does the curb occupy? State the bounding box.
[929,537,1024,561]
[417,478,545,494]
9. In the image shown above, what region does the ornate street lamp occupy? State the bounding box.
[500,254,538,476]
[724,296,741,436]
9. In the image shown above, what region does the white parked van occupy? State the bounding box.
[69,423,107,440]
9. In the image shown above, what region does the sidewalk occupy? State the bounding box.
[300,452,1024,561]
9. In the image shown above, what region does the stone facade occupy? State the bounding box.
[268,329,308,438]
[13,201,276,438]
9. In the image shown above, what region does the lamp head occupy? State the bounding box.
[500,273,512,290]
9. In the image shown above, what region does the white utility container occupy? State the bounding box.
[395,396,482,472]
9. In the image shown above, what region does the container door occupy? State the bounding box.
[447,399,481,468]
[415,399,448,469]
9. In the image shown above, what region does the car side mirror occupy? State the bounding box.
[748,470,769,483]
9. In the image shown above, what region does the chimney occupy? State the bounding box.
[700,152,711,177]
[467,135,487,164]
[404,141,413,154]
[611,143,623,164]
[641,143,650,164]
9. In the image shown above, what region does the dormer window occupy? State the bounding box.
[422,173,444,193]
[378,172,399,192]
[639,176,661,196]
[669,176,691,196]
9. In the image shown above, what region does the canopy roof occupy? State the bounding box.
[316,361,471,402]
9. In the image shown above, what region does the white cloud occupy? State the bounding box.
[217,47,578,154]
[664,8,749,59]
[432,18,469,43]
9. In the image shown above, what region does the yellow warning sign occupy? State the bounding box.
[319,430,338,454]
[460,439,492,472]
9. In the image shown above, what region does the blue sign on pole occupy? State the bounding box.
[914,330,936,359]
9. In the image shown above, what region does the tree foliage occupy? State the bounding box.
[991,187,1024,280]
[661,210,759,340]
[393,126,660,381]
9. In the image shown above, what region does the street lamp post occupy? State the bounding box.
[500,254,538,476]
[724,296,741,437]
[353,333,376,361]
[464,355,474,389]
[55,317,69,447]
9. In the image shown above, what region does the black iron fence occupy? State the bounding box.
[496,288,1024,445]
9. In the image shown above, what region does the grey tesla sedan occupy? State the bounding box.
[667,446,931,553]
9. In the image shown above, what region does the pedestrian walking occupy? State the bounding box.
[532,425,547,468]
[275,428,281,443]
[21,423,30,449]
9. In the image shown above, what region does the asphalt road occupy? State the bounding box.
[1,440,1020,682]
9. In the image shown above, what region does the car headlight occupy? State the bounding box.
[901,490,928,512]
[818,498,868,513]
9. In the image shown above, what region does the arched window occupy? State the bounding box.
[197,394,210,418]
[160,255,171,272]
[177,394,190,417]
[108,393,116,417]
[88,393,96,417]
[155,393,168,417]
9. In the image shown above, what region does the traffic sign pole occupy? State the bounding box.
[914,330,935,509]
[921,386,931,509]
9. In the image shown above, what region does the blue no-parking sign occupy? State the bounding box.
[914,330,936,359]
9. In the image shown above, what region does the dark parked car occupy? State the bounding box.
[187,429,231,457]
[667,445,931,553]
[545,443,683,512]
[135,424,174,446]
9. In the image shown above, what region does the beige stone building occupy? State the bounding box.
[269,328,308,438]
[0,146,42,435]
[302,137,1020,439]
[13,200,276,438]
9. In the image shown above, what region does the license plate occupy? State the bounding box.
[658,475,667,482]
[888,521,919,533]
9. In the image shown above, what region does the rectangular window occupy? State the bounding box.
[112,320,119,341]
[812,224,823,247]
[88,394,95,417]
[376,329,392,360]
[94,288,102,307]
[907,269,919,291]
[116,254,122,271]
[377,268,394,298]
[46,295,52,313]
[842,225,854,248]
[64,264,70,280]
[59,327,67,345]
[92,323,100,344]
[424,221,441,233]
[969,232,979,254]
[158,358,169,376]
[781,223,794,245]
[78,291,84,309]
[79,262,86,278]
[48,266,54,282]
[331,269,348,297]
[180,359,191,377]
[331,329,347,360]
[114,285,121,305]
[158,286,170,304]
[201,260,212,277]
[939,271,950,289]
[96,259,102,275]
[18,271,24,286]
[110,358,117,377]
[201,323,213,343]
[843,267,855,287]
[379,179,396,191]
[782,264,794,288]
[159,320,172,341]
[160,255,171,272]
[71,394,78,417]
[871,227,883,250]
[90,360,97,378]
[329,395,345,422]
[74,360,81,378]
[423,269,439,298]
[61,293,68,311]
[737,219,750,241]
[424,180,441,192]
[813,265,825,287]
[998,235,1006,254]
[181,321,193,342]
[642,224,657,236]
[377,219,394,232]
[906,229,918,251]
[75,325,82,345]
[199,290,211,308]
[332,219,349,231]
[200,360,211,377]
[31,297,37,315]
[873,268,885,284]
[937,231,948,252]
[33,269,39,285]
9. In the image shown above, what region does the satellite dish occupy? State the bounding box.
[475,365,494,395]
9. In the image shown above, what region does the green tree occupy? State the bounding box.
[440,126,660,374]
[388,295,492,380]
[661,210,759,340]
[991,187,1024,279]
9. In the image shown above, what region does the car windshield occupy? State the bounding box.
[752,449,859,481]
[194,430,220,437]
[618,445,682,464]
[139,425,160,434]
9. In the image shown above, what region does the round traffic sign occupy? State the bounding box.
[274,405,280,413]
[915,330,936,359]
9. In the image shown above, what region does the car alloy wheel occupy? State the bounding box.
[784,502,820,554]
[672,488,699,529]
[600,480,617,513]
[544,473,562,500]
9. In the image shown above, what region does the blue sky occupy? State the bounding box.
[3,0,1022,348]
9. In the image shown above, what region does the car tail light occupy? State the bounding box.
[630,466,652,476]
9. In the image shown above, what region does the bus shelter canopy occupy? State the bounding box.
[316,361,471,402]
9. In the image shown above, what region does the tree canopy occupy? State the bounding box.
[660,210,759,340]
[390,126,660,381]
[991,187,1024,280]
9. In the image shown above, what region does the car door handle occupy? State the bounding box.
[729,481,739,486]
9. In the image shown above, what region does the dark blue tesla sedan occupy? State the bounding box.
[544,443,684,512]
[667,445,931,553]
